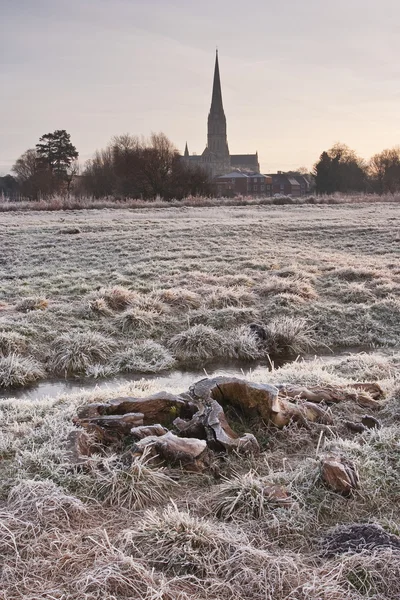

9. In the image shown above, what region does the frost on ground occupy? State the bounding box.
[0,356,399,599]
[1,202,400,388]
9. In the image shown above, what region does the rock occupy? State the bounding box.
[130,424,169,440]
[321,523,400,557]
[135,431,209,471]
[320,453,359,496]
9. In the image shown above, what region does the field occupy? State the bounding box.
[1,202,400,599]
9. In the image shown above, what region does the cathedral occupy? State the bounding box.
[183,51,260,178]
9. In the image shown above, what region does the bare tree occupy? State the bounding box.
[369,147,400,194]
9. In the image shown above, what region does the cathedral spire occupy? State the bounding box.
[206,50,229,158]
[210,49,224,114]
[184,142,189,157]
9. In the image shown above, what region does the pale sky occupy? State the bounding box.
[2,0,400,175]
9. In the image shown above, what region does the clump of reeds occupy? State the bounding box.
[114,340,175,373]
[209,470,292,520]
[0,353,45,388]
[49,331,115,376]
[89,450,177,510]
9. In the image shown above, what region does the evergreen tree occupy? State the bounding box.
[36,130,78,179]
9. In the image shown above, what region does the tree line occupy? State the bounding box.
[3,130,210,200]
[314,143,400,195]
[4,130,400,199]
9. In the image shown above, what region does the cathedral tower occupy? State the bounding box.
[207,50,229,157]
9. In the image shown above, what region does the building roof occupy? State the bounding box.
[287,178,301,186]
[217,171,249,179]
[231,154,259,166]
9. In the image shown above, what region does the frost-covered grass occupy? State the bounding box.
[0,355,400,599]
[1,202,400,389]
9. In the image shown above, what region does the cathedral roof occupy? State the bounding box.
[230,154,259,165]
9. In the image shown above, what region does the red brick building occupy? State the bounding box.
[215,171,272,196]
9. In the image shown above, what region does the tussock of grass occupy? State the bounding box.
[168,324,227,363]
[265,316,315,355]
[0,331,28,355]
[7,479,87,527]
[114,340,175,373]
[119,503,243,576]
[333,266,380,282]
[114,307,159,334]
[206,286,256,308]
[49,331,115,376]
[95,285,138,311]
[228,326,261,360]
[90,450,177,509]
[327,352,397,381]
[209,470,292,520]
[87,297,114,317]
[0,353,45,388]
[153,287,202,309]
[258,276,317,300]
[15,296,49,312]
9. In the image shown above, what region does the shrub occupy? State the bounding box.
[0,354,45,388]
[0,331,28,356]
[15,296,48,312]
[168,324,227,363]
[7,479,87,527]
[114,341,175,373]
[49,331,115,376]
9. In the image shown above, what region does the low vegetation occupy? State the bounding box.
[0,355,399,599]
[0,202,399,388]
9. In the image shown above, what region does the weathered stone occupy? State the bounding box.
[135,431,209,471]
[130,424,169,440]
[320,453,359,496]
